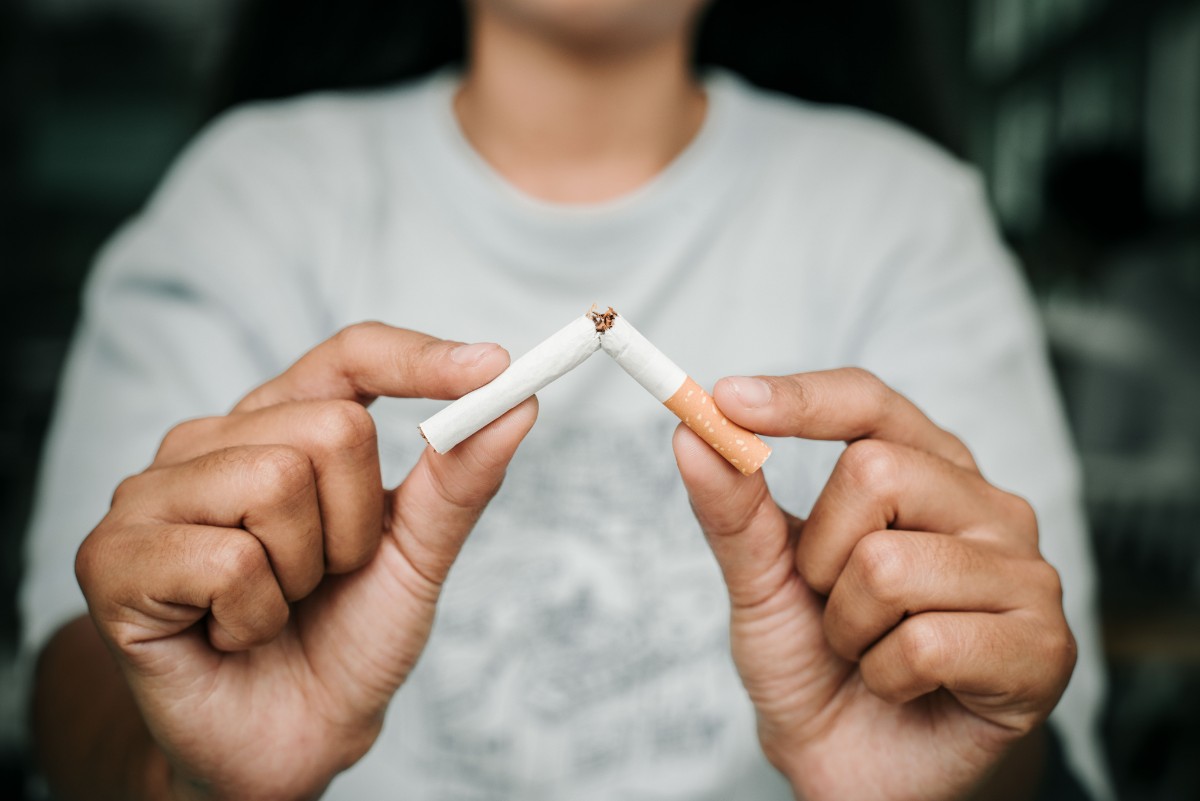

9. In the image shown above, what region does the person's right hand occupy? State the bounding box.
[75,323,536,801]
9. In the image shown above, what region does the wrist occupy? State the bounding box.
[137,741,340,801]
[133,739,216,801]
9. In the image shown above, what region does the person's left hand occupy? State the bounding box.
[672,368,1076,801]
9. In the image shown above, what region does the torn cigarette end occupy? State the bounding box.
[418,307,772,476]
[664,376,771,476]
[600,314,771,476]
[589,305,618,332]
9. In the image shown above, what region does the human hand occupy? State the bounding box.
[75,323,537,801]
[672,368,1075,801]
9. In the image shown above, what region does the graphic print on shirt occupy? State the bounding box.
[373,413,775,798]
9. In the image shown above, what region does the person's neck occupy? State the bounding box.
[455,11,706,204]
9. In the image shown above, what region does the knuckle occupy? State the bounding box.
[212,604,288,651]
[1053,626,1079,676]
[821,612,855,662]
[942,432,976,470]
[844,366,881,386]
[793,540,825,593]
[1008,493,1039,537]
[244,446,312,502]
[332,321,390,384]
[1030,559,1064,601]
[432,453,503,512]
[211,535,270,586]
[334,320,385,352]
[400,337,449,387]
[311,399,377,452]
[156,417,218,464]
[461,440,506,478]
[692,472,774,539]
[993,490,1039,546]
[794,545,826,593]
[897,617,942,679]
[109,473,146,508]
[775,375,814,417]
[240,595,290,645]
[260,596,290,637]
[846,367,890,408]
[839,439,901,494]
[850,532,909,604]
[1030,615,1078,691]
[73,528,109,592]
[330,536,379,576]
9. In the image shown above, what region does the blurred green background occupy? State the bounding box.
[2,1,1199,798]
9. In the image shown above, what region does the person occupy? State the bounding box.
[22,1,1110,799]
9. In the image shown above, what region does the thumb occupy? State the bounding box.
[302,398,538,715]
[673,424,796,610]
[389,397,540,593]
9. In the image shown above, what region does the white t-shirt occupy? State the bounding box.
[21,69,1111,799]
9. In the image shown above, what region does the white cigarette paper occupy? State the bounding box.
[418,315,600,453]
[417,307,771,475]
[596,314,687,402]
[598,312,771,476]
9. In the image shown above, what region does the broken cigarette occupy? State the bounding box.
[417,307,771,475]
[596,310,771,475]
[417,314,600,453]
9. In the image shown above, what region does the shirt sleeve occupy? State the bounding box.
[18,104,335,669]
[838,159,1112,801]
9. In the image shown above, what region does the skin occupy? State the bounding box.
[48,326,538,801]
[456,0,708,202]
[33,1,1076,799]
[673,371,1075,801]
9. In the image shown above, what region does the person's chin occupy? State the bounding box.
[478,0,707,53]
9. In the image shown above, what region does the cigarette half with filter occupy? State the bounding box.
[417,314,600,454]
[417,307,771,476]
[594,308,771,476]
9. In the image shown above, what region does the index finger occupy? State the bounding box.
[712,368,977,472]
[234,322,510,413]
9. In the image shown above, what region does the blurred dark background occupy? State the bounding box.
[2,1,1198,799]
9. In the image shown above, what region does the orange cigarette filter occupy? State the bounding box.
[594,307,771,476]
[419,306,772,475]
[664,376,772,475]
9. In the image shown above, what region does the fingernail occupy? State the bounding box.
[450,342,499,365]
[727,377,772,409]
